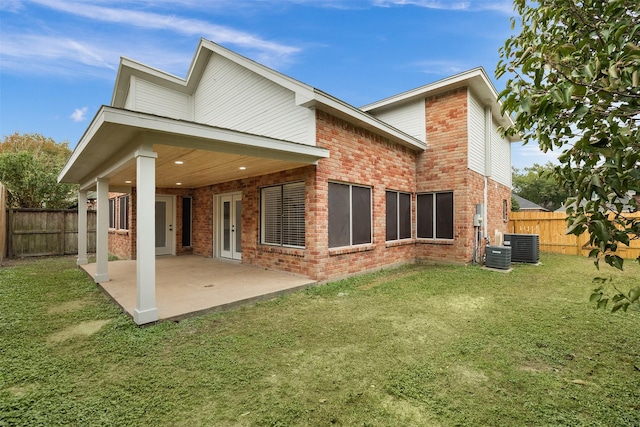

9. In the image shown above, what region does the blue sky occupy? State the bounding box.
[0,0,558,170]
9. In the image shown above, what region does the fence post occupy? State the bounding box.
[59,210,65,256]
[7,209,13,259]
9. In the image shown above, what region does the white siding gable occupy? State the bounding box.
[467,90,511,187]
[490,121,511,188]
[124,85,133,110]
[368,98,426,142]
[127,76,192,121]
[467,91,485,174]
[193,54,312,145]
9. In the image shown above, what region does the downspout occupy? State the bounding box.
[484,106,492,245]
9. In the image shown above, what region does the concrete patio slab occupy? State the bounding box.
[81,256,316,322]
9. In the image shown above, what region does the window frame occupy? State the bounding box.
[260,181,306,249]
[503,199,508,222]
[117,195,129,231]
[386,190,412,242]
[328,181,373,249]
[108,198,116,229]
[182,196,193,247]
[416,191,454,240]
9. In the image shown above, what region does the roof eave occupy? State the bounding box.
[298,90,426,152]
[362,67,520,143]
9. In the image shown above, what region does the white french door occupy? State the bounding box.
[155,195,175,256]
[219,193,242,260]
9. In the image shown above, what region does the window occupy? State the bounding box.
[182,196,192,247]
[386,191,412,241]
[118,195,129,230]
[108,198,116,229]
[329,182,372,248]
[417,191,454,239]
[261,182,305,248]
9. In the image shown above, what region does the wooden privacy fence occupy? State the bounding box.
[5,209,96,258]
[509,211,640,260]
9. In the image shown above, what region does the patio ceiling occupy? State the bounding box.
[107,145,314,189]
[59,106,330,190]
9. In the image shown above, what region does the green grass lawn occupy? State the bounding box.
[1,254,639,426]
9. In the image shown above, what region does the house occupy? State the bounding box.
[58,39,517,324]
[512,194,549,212]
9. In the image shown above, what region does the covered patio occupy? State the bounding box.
[81,255,316,322]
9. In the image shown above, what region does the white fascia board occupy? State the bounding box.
[306,90,426,151]
[58,106,108,183]
[61,107,330,184]
[199,39,316,101]
[111,57,190,107]
[109,109,329,159]
[361,68,488,111]
[111,39,315,110]
[362,67,519,143]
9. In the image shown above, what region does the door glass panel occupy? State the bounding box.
[223,200,231,252]
[235,199,242,252]
[155,201,166,248]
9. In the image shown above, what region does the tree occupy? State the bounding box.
[512,162,572,211]
[0,132,77,209]
[511,195,520,212]
[497,0,640,311]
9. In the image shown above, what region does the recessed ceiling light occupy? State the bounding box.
[176,182,182,186]
[239,166,247,170]
[175,161,184,165]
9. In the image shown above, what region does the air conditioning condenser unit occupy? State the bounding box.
[504,233,539,263]
[485,246,511,270]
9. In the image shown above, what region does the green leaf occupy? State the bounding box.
[611,300,628,313]
[629,287,640,303]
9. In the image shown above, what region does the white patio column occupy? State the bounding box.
[77,190,89,266]
[134,147,159,325]
[95,178,110,282]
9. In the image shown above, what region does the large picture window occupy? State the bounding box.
[118,195,129,230]
[329,182,372,248]
[386,190,412,241]
[417,192,454,240]
[261,182,305,248]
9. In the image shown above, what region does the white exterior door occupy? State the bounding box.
[220,193,242,260]
[155,195,174,256]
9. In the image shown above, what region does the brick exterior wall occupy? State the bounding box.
[107,191,134,259]
[415,88,472,263]
[106,85,511,281]
[312,110,418,280]
[413,87,510,264]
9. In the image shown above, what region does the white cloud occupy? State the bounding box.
[371,0,514,14]
[30,0,300,61]
[70,107,88,122]
[0,1,303,79]
[412,59,468,75]
[0,33,121,77]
